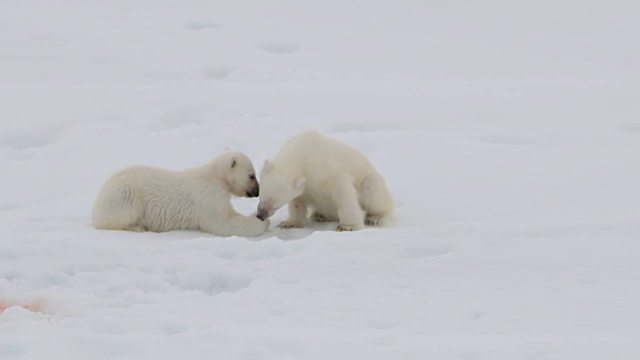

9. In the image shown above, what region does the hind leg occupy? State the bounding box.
[311,212,329,222]
[311,211,338,223]
[92,185,145,231]
[332,177,365,231]
[359,173,395,227]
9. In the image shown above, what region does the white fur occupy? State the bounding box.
[92,150,269,236]
[257,130,395,231]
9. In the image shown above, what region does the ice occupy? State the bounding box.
[1,0,639,359]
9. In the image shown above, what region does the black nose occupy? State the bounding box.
[246,187,259,198]
[257,212,266,221]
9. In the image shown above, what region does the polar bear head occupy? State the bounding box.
[218,150,260,198]
[256,160,305,220]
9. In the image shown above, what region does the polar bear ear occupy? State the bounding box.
[229,157,237,169]
[293,177,306,190]
[262,159,273,171]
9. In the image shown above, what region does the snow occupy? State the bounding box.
[1,0,639,359]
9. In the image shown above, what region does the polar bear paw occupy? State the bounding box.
[261,218,271,230]
[337,224,357,232]
[365,214,384,227]
[311,212,330,223]
[277,221,305,229]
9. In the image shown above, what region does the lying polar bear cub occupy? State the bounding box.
[257,129,395,231]
[92,150,269,236]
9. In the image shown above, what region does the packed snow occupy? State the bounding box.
[1,1,639,359]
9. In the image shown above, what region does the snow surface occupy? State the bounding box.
[1,1,640,359]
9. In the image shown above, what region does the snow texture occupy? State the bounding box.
[1,1,639,359]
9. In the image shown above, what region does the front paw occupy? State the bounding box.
[278,221,304,229]
[337,224,357,232]
[365,214,385,226]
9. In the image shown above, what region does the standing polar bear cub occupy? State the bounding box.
[92,150,269,237]
[257,130,395,231]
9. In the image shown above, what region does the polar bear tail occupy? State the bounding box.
[359,172,395,227]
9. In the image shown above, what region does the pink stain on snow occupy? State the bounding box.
[0,298,47,315]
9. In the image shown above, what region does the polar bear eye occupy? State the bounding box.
[249,174,256,180]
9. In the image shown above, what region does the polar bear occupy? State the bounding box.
[256,130,394,231]
[92,150,269,236]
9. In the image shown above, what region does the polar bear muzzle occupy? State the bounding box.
[246,185,259,198]
[256,200,274,220]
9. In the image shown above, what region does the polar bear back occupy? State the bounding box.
[93,165,227,232]
[274,130,376,182]
[258,129,395,230]
[270,130,388,220]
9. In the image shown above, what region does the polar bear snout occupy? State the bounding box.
[256,200,274,221]
[256,207,269,221]
[246,184,260,198]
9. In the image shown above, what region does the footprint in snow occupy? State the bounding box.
[257,40,300,55]
[0,129,56,151]
[0,122,73,151]
[620,123,640,134]
[202,66,235,80]
[183,21,220,31]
